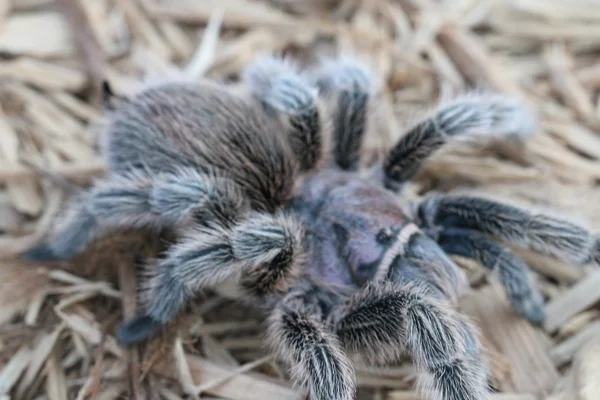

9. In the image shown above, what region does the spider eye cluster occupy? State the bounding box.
[376,227,395,245]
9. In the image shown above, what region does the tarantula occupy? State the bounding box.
[23,56,600,400]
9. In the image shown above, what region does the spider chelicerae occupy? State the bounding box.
[23,56,600,400]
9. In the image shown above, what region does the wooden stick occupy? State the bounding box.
[113,0,172,62]
[570,336,600,400]
[0,161,106,183]
[153,354,302,400]
[515,248,585,284]
[397,0,527,99]
[461,283,559,394]
[550,321,600,366]
[118,260,143,400]
[194,355,272,395]
[576,63,600,89]
[544,43,598,127]
[55,0,108,106]
[87,335,106,400]
[544,271,600,333]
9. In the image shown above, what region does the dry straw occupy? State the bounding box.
[0,0,599,399]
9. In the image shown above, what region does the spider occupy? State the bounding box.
[22,56,600,400]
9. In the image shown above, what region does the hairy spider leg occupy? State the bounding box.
[24,78,301,262]
[417,194,600,323]
[418,194,600,267]
[324,223,490,400]
[330,281,489,400]
[118,209,304,344]
[436,227,545,324]
[267,280,356,400]
[311,58,377,171]
[380,93,536,192]
[22,167,244,261]
[243,56,323,172]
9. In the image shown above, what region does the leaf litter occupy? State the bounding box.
[0,0,600,399]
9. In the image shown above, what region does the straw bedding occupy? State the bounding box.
[0,0,599,399]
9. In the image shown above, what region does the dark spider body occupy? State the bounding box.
[290,170,464,300]
[22,56,600,400]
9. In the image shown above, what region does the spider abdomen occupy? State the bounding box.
[101,81,298,211]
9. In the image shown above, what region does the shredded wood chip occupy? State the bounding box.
[0,1,599,399]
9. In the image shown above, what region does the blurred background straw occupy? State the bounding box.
[0,0,600,399]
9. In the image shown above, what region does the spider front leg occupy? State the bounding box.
[22,167,244,261]
[268,282,356,400]
[311,58,382,171]
[417,194,600,267]
[416,194,600,323]
[330,282,489,400]
[118,210,304,344]
[379,93,536,191]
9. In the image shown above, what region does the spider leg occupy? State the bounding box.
[117,210,303,344]
[381,93,536,191]
[22,167,245,261]
[311,58,379,171]
[330,282,489,400]
[435,227,545,325]
[417,194,600,267]
[268,281,356,400]
[242,56,323,171]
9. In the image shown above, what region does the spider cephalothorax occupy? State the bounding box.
[23,56,600,400]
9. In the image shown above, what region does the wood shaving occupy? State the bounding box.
[1,0,599,398]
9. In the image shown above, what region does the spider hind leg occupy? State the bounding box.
[22,206,96,262]
[21,168,244,262]
[117,315,162,345]
[436,227,545,325]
